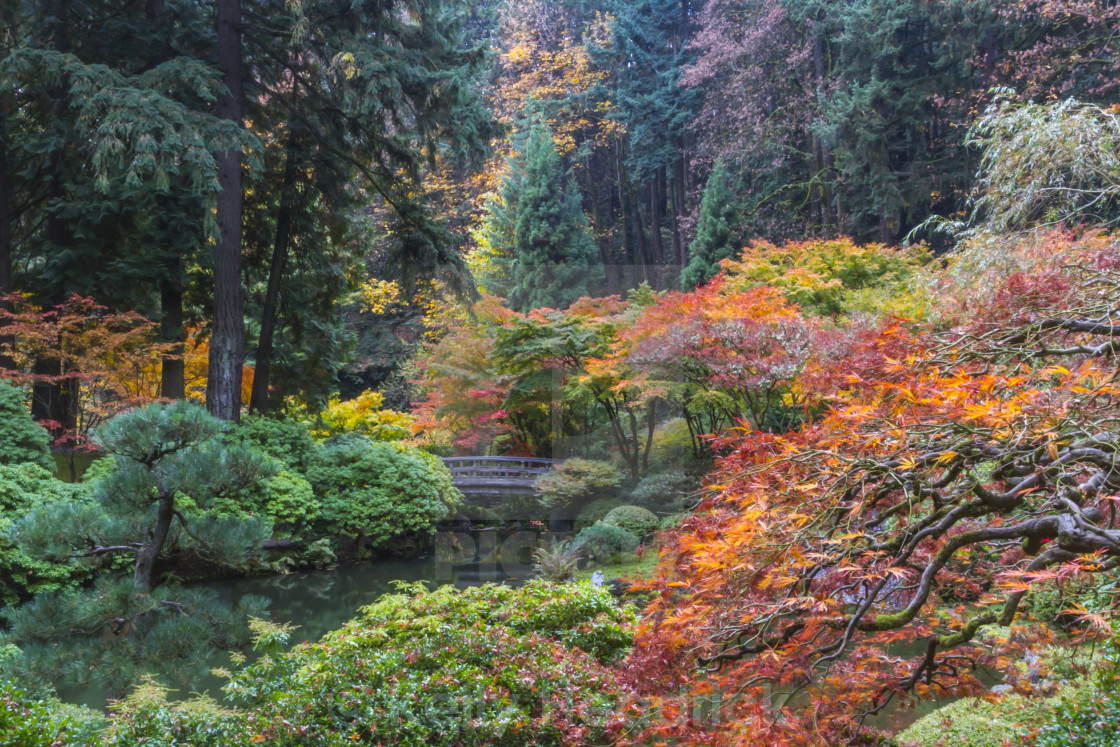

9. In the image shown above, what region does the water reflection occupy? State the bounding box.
[55,527,575,708]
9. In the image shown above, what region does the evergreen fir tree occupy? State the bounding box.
[469,126,530,297]
[681,162,743,289]
[507,122,603,312]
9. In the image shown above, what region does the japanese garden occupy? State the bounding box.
[2,1,1120,745]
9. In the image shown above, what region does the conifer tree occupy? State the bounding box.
[2,400,274,694]
[508,122,602,311]
[681,162,743,289]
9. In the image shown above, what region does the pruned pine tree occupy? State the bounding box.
[2,401,274,694]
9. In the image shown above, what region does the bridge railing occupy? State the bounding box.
[442,456,559,486]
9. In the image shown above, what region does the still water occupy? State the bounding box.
[57,555,494,709]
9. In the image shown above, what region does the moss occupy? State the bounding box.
[870,610,913,630]
[898,683,1085,747]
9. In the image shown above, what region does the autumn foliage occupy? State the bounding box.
[0,294,170,445]
[619,234,1120,744]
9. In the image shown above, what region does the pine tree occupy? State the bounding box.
[681,162,743,289]
[2,400,275,695]
[508,122,603,312]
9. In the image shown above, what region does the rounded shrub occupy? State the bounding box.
[0,682,103,747]
[574,522,639,563]
[534,458,623,509]
[229,415,317,472]
[307,437,463,547]
[603,505,660,537]
[254,469,319,536]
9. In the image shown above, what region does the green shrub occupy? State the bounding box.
[576,496,625,530]
[99,679,252,747]
[79,455,116,484]
[534,458,623,510]
[212,468,319,537]
[603,505,660,537]
[1034,630,1120,747]
[0,682,103,747]
[0,463,84,511]
[574,522,639,563]
[0,464,89,604]
[0,384,53,470]
[258,469,318,535]
[223,581,634,746]
[308,438,462,547]
[1034,684,1120,747]
[629,470,698,511]
[228,415,318,472]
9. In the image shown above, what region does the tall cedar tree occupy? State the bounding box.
[234,0,496,414]
[209,0,245,421]
[508,122,602,312]
[0,0,245,419]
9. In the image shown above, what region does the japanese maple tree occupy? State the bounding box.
[623,237,1120,745]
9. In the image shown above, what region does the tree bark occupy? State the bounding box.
[650,174,664,268]
[33,0,74,431]
[812,31,835,236]
[0,93,13,371]
[207,0,245,422]
[133,495,175,593]
[248,136,299,414]
[160,260,185,399]
[0,113,10,299]
[675,150,688,266]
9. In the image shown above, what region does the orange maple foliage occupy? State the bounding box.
[620,236,1120,745]
[0,294,170,443]
[125,325,254,408]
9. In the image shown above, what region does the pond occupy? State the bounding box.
[55,552,520,710]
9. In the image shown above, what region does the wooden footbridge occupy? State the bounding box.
[442,456,558,497]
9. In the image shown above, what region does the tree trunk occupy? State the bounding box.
[812,32,835,235]
[615,137,630,278]
[134,495,175,593]
[248,136,299,414]
[675,151,688,266]
[641,400,656,473]
[0,94,13,372]
[159,259,185,399]
[207,0,244,422]
[33,0,74,431]
[650,175,664,268]
[0,115,10,299]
